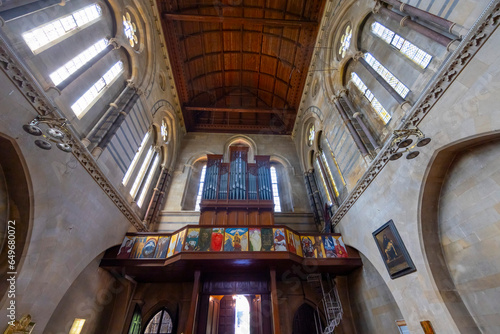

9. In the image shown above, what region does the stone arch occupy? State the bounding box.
[419,134,500,334]
[223,135,257,162]
[0,134,33,301]
[300,113,321,172]
[181,152,215,211]
[141,301,178,333]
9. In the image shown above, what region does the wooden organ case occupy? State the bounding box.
[199,146,275,225]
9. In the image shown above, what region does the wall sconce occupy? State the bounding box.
[22,116,72,153]
[389,127,431,161]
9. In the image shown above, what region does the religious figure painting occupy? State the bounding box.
[249,228,261,251]
[314,236,325,258]
[260,228,273,251]
[301,236,315,258]
[166,233,178,258]
[224,228,248,251]
[174,229,186,255]
[154,236,170,258]
[373,220,416,279]
[117,236,136,259]
[196,228,212,251]
[293,232,303,257]
[273,228,287,251]
[184,228,200,251]
[210,228,224,252]
[139,236,158,259]
[333,236,348,258]
[285,229,300,255]
[130,236,148,259]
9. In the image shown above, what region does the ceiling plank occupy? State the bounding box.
[184,106,292,114]
[163,13,317,28]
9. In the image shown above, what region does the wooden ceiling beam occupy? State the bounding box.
[185,106,293,114]
[163,13,317,28]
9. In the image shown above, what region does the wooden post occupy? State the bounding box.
[269,268,281,333]
[185,270,201,334]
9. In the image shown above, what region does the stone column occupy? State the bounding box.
[354,52,411,111]
[339,90,380,150]
[374,4,459,50]
[304,171,325,229]
[333,96,369,156]
[143,167,170,230]
[379,0,467,37]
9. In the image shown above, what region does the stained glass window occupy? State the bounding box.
[371,22,432,68]
[338,24,352,59]
[123,12,139,47]
[351,72,391,124]
[308,124,315,147]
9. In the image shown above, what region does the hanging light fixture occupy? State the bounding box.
[388,127,431,161]
[22,116,73,153]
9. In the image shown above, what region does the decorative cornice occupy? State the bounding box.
[331,0,500,227]
[0,32,148,232]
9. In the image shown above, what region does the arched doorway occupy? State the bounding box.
[292,303,322,334]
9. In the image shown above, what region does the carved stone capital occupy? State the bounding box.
[108,38,121,50]
[373,1,383,14]
[353,51,364,61]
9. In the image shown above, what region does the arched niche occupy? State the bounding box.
[223,135,257,163]
[0,134,33,301]
[342,250,404,334]
[420,134,500,334]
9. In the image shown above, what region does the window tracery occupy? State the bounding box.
[144,309,173,334]
[338,24,352,59]
[123,12,139,48]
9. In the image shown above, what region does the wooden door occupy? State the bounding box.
[218,295,235,334]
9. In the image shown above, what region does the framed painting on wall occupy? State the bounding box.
[373,220,416,279]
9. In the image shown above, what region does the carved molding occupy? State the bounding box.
[331,1,500,227]
[0,33,147,232]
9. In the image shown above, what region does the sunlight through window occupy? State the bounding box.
[234,295,250,334]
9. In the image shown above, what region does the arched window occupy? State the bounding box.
[270,166,281,212]
[22,3,102,53]
[371,22,432,69]
[143,308,173,334]
[71,61,124,118]
[50,38,109,86]
[351,72,391,124]
[364,53,410,98]
[194,164,207,211]
[123,132,151,185]
[128,305,142,334]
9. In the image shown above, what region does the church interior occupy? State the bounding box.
[0,0,499,333]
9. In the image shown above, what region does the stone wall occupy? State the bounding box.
[439,140,500,333]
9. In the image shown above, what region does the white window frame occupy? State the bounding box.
[22,4,102,54]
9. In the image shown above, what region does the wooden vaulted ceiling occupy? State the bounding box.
[157,0,326,134]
